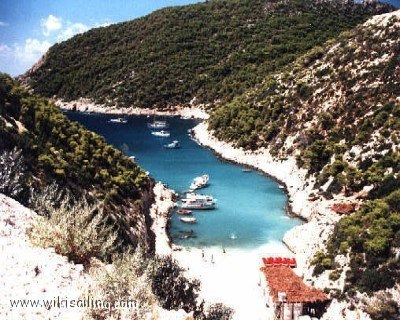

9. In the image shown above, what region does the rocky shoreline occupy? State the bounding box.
[190,122,373,320]
[55,98,209,120]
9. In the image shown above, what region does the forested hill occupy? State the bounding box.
[0,73,154,251]
[211,10,400,302]
[25,0,395,109]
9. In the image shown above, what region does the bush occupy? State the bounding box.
[29,182,70,217]
[329,269,341,281]
[0,148,27,201]
[204,303,234,320]
[151,255,200,313]
[366,293,399,320]
[29,198,117,265]
[87,249,157,320]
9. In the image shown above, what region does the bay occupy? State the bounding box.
[66,112,302,249]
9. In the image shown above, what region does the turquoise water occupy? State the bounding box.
[66,112,301,249]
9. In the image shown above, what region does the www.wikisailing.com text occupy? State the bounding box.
[9,296,137,310]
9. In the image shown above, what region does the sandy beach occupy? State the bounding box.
[172,243,293,320]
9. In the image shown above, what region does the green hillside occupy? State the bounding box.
[210,10,400,298]
[26,0,394,109]
[0,73,153,249]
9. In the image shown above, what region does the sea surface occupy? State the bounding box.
[66,112,302,249]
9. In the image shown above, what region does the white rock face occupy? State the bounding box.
[55,98,210,119]
[150,182,176,256]
[0,192,190,320]
[0,194,88,320]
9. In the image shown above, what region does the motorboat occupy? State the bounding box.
[181,192,216,210]
[109,117,128,123]
[178,230,196,239]
[164,140,180,149]
[189,174,209,190]
[180,217,197,224]
[151,130,170,137]
[176,209,192,215]
[148,119,169,129]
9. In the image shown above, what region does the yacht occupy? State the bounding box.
[151,130,170,137]
[176,209,192,215]
[148,119,169,129]
[190,174,209,190]
[164,140,180,149]
[181,192,216,210]
[180,217,197,224]
[109,117,128,123]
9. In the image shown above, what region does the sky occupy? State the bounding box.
[0,0,398,77]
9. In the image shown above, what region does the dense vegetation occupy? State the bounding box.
[209,7,400,310]
[210,11,400,199]
[0,73,153,249]
[26,0,394,109]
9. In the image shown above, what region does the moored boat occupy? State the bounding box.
[148,119,169,129]
[180,217,197,224]
[181,192,216,210]
[151,130,170,137]
[189,174,209,190]
[109,117,128,123]
[164,140,180,149]
[176,209,192,215]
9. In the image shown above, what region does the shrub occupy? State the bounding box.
[151,255,200,313]
[29,198,117,265]
[204,303,234,320]
[87,249,157,320]
[29,182,70,217]
[0,148,27,201]
[329,269,341,281]
[366,293,399,320]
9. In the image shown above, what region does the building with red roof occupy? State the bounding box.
[260,258,330,320]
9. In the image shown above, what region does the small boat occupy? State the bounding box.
[109,117,128,123]
[178,230,197,239]
[148,120,169,129]
[164,140,180,149]
[180,217,197,224]
[190,174,209,190]
[242,168,252,173]
[181,192,216,210]
[176,209,192,215]
[151,130,170,137]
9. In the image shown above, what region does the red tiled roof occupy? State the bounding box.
[261,266,329,303]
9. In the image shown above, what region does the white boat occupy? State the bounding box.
[180,217,197,224]
[148,120,169,129]
[190,174,209,190]
[181,192,216,210]
[109,117,128,123]
[164,140,180,149]
[151,130,170,137]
